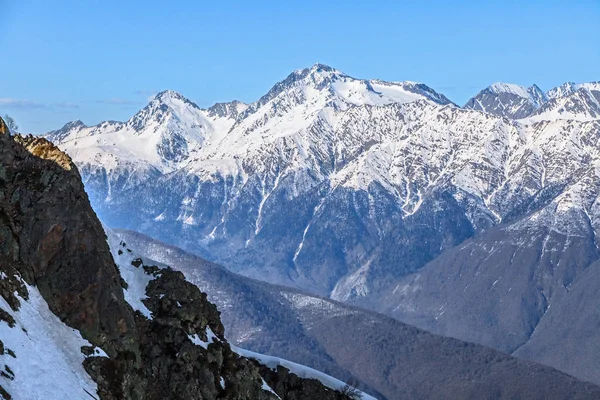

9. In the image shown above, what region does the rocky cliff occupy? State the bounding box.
[0,117,354,399]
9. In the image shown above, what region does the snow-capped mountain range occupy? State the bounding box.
[465,80,600,120]
[45,64,600,385]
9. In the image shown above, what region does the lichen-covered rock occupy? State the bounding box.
[0,118,7,135]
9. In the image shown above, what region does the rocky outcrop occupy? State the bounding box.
[84,257,279,400]
[256,362,353,400]
[0,117,353,399]
[0,131,143,396]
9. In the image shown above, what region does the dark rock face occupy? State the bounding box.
[0,133,139,360]
[83,262,276,400]
[0,121,353,400]
[0,131,144,397]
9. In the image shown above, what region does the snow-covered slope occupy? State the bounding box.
[489,83,547,106]
[0,281,103,399]
[47,90,243,171]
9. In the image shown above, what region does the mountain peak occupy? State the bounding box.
[465,82,547,118]
[310,62,337,72]
[45,119,88,143]
[284,63,347,84]
[153,89,190,103]
[65,119,86,128]
[488,82,534,99]
[149,90,202,110]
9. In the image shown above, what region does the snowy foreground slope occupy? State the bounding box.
[46,65,600,386]
[0,283,102,399]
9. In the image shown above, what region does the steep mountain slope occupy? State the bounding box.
[115,229,600,400]
[464,82,547,119]
[0,120,359,399]
[514,258,600,385]
[374,214,599,351]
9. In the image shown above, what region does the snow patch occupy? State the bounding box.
[189,326,219,349]
[0,284,102,400]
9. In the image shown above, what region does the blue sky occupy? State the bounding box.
[0,0,598,133]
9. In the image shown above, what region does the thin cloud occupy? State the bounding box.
[55,102,80,109]
[0,98,47,109]
[134,90,159,102]
[134,89,158,96]
[95,98,139,105]
[0,98,83,111]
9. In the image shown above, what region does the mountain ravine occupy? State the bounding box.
[0,117,363,399]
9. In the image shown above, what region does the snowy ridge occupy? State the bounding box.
[232,346,377,400]
[527,87,600,122]
[546,82,600,99]
[488,82,547,106]
[49,64,453,180]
